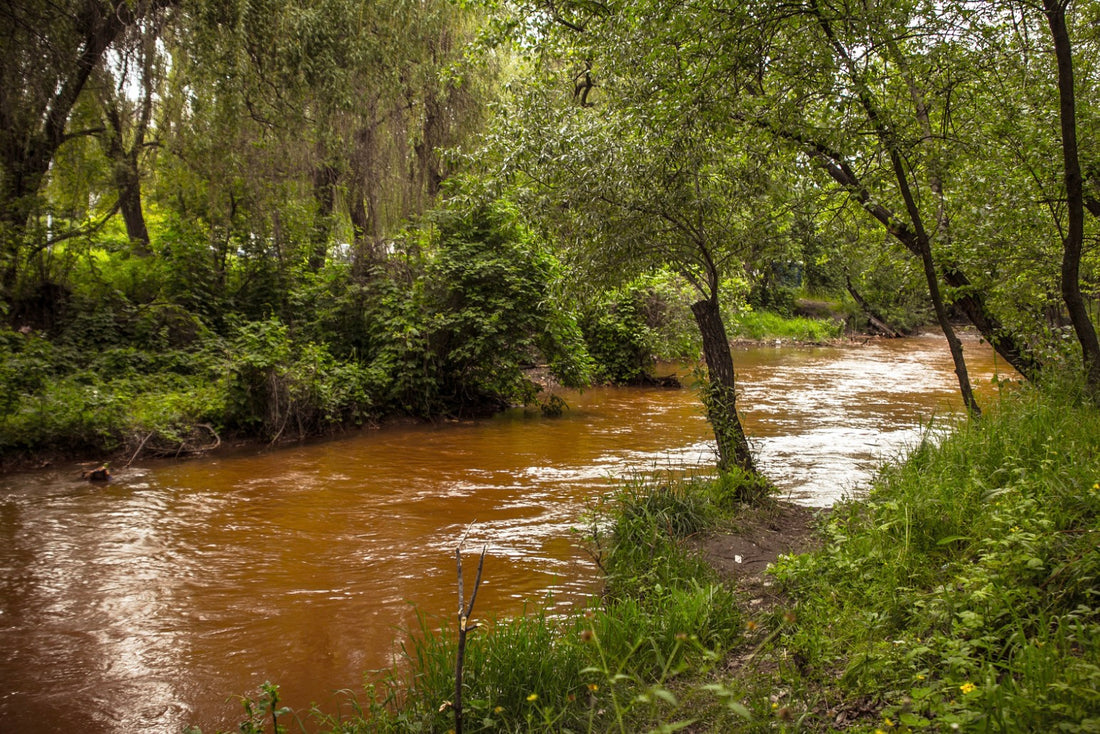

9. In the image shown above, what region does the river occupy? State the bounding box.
[0,334,1011,732]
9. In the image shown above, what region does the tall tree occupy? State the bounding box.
[0,0,175,291]
[494,45,798,474]
[1041,0,1100,395]
[91,9,171,254]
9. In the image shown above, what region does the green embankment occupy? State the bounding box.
[219,379,1099,732]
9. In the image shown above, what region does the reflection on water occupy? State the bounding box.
[0,335,1010,732]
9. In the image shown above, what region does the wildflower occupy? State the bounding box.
[883,716,894,727]
[587,683,599,692]
[746,620,758,631]
[916,674,926,681]
[960,682,977,695]
[526,693,539,702]
[875,730,887,734]
[771,702,779,710]
[493,706,503,714]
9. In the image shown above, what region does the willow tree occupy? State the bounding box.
[0,0,177,294]
[171,0,493,277]
[90,8,172,254]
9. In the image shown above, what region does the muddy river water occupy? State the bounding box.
[0,335,1011,732]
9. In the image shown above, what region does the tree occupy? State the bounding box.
[1040,0,1100,395]
[0,0,176,292]
[171,0,493,277]
[90,10,171,254]
[492,49,798,473]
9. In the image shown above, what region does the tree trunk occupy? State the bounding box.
[104,115,151,253]
[845,274,902,337]
[882,145,981,416]
[309,164,338,272]
[691,296,755,474]
[1044,0,1100,396]
[117,159,150,253]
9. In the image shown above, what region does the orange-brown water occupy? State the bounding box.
[0,335,1011,732]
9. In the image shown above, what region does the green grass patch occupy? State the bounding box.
[728,310,844,342]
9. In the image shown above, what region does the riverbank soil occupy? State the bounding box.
[688,501,821,606]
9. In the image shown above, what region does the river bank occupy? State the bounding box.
[0,312,865,478]
[293,377,1098,733]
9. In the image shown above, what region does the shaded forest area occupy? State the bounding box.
[2,0,1099,466]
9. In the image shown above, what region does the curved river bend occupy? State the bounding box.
[0,335,1010,732]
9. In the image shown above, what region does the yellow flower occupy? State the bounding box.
[587,683,599,692]
[493,706,503,714]
[883,716,894,726]
[916,674,926,681]
[875,729,888,734]
[526,693,539,702]
[960,682,977,695]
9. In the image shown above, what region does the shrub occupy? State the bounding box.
[424,200,591,409]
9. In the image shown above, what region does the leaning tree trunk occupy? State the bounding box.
[1044,0,1100,397]
[691,296,756,475]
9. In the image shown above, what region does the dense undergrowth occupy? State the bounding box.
[216,378,1099,733]
[0,222,847,465]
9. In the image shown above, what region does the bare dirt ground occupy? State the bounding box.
[688,500,823,605]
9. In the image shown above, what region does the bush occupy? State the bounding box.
[424,200,592,409]
[580,271,700,384]
[225,318,379,437]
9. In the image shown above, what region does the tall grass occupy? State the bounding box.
[728,311,844,342]
[767,378,1100,730]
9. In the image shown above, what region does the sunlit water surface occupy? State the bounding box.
[0,335,1011,732]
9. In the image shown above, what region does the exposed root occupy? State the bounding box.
[126,423,222,464]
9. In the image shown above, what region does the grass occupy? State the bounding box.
[214,377,1100,733]
[728,310,845,342]
[748,377,1100,731]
